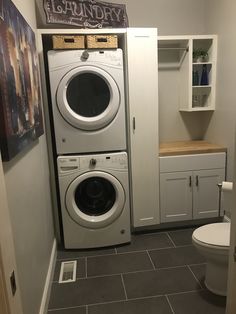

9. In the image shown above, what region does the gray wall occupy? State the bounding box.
[2,1,55,314]
[204,0,236,183]
[109,0,207,35]
[110,0,208,142]
[36,0,207,35]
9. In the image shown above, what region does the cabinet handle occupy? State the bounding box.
[196,175,199,187]
[133,117,136,130]
[189,176,192,187]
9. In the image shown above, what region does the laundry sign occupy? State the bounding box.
[43,0,129,28]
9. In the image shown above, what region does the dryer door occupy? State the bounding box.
[66,171,125,229]
[57,66,120,131]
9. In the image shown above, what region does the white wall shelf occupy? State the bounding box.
[158,35,217,112]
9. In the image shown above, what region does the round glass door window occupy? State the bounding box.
[65,171,125,229]
[57,66,120,131]
[67,73,110,118]
[74,177,116,216]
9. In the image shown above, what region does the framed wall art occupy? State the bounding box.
[0,0,44,161]
[42,0,128,28]
[0,0,3,20]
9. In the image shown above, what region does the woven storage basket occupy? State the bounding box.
[52,35,85,50]
[87,35,118,49]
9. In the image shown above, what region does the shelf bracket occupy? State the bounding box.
[179,47,189,67]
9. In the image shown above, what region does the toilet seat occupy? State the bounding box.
[192,223,230,249]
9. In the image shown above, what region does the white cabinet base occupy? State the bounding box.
[160,153,226,224]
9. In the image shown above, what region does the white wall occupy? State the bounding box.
[2,1,55,314]
[204,0,236,187]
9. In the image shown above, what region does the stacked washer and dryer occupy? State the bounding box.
[47,48,131,249]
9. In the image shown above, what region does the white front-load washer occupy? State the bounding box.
[48,49,127,154]
[57,152,131,248]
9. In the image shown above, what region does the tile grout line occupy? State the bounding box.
[187,265,203,288]
[85,257,88,278]
[57,244,195,261]
[166,288,204,297]
[166,232,176,248]
[51,262,207,283]
[165,295,175,314]
[52,265,198,283]
[86,265,190,279]
[146,250,156,270]
[56,256,85,261]
[48,299,126,312]
[120,274,128,300]
[57,251,117,260]
[188,262,207,267]
[48,305,87,312]
[48,288,205,312]
[86,304,88,314]
[57,232,194,260]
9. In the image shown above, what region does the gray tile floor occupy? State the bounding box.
[47,228,226,314]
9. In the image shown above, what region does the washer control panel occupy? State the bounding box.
[81,152,128,170]
[58,152,127,175]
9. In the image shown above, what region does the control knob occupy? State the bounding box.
[90,158,97,166]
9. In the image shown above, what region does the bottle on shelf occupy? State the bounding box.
[200,64,209,85]
[192,70,199,86]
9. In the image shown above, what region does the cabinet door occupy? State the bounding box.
[127,28,159,227]
[193,169,225,219]
[160,172,193,223]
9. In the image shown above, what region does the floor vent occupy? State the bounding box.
[59,261,77,284]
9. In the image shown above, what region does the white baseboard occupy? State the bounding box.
[39,238,57,314]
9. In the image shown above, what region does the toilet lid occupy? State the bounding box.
[192,223,230,247]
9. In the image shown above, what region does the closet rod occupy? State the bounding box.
[158,47,189,51]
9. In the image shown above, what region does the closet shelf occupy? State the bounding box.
[192,85,212,88]
[193,62,212,65]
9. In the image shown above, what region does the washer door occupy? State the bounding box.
[57,66,120,131]
[66,171,125,229]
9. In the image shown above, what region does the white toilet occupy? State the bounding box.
[192,222,230,296]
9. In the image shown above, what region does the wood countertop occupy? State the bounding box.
[159,141,227,157]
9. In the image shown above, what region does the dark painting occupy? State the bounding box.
[0,0,44,161]
[0,0,3,19]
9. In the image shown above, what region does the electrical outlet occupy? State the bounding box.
[10,271,16,296]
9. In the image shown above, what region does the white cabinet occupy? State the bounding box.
[126,28,159,228]
[160,153,226,223]
[192,169,225,219]
[160,171,192,222]
[158,35,217,112]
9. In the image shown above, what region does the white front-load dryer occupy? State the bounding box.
[57,152,131,248]
[48,49,127,154]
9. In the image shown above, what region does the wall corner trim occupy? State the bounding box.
[39,239,57,314]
